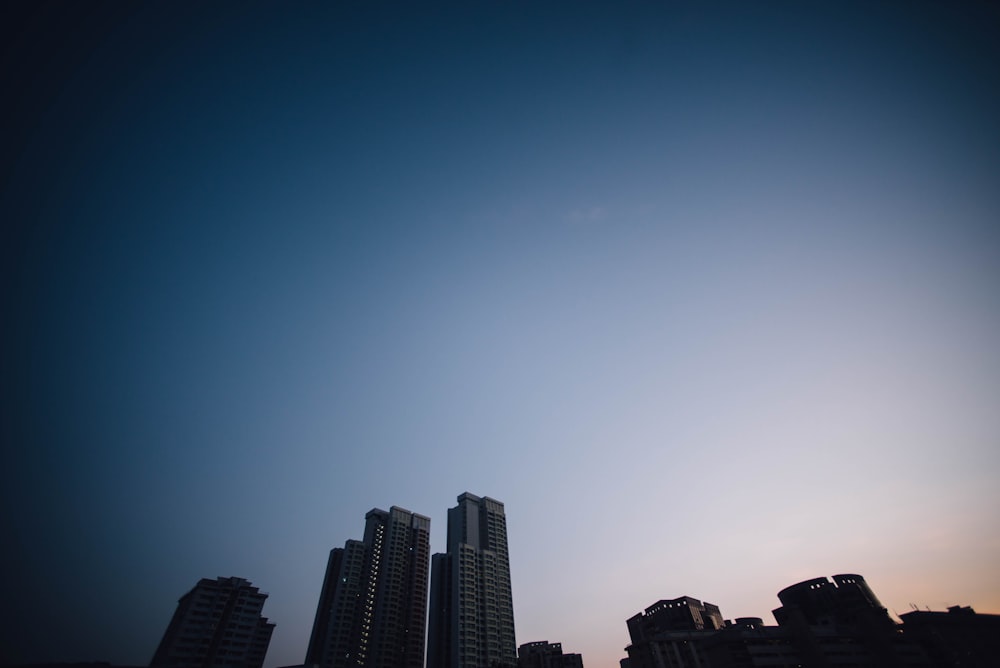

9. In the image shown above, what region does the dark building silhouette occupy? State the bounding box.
[627,596,725,640]
[428,493,517,668]
[624,596,725,668]
[624,596,724,668]
[771,574,928,667]
[623,575,931,668]
[517,641,583,668]
[150,576,274,668]
[305,506,431,668]
[700,617,800,667]
[899,605,1000,668]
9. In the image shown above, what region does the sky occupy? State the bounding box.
[2,1,999,667]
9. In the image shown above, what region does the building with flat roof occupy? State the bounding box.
[150,576,274,668]
[627,596,725,642]
[428,493,517,668]
[900,605,1000,668]
[624,597,725,668]
[518,641,583,668]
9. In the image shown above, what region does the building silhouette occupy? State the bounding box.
[627,596,725,640]
[899,605,1000,668]
[771,574,928,666]
[624,596,726,668]
[699,616,800,667]
[623,575,931,667]
[428,493,517,668]
[150,576,274,668]
[305,506,431,668]
[517,641,583,668]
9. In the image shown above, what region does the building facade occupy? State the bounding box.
[306,506,431,668]
[624,596,726,668]
[627,596,725,641]
[518,641,583,668]
[151,576,274,668]
[428,493,517,668]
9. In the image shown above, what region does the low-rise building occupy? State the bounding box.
[623,574,931,668]
[900,605,1000,667]
[518,641,584,668]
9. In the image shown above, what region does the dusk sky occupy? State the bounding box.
[2,2,999,667]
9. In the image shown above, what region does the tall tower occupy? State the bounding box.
[306,506,431,668]
[428,493,516,668]
[151,576,274,668]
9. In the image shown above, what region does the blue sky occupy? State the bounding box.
[2,2,999,667]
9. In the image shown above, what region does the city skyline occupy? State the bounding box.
[3,2,999,668]
[132,506,1000,668]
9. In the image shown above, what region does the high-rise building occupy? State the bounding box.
[306,506,431,668]
[428,492,516,668]
[151,576,274,668]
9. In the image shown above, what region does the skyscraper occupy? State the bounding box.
[428,493,516,668]
[306,506,431,668]
[151,576,274,668]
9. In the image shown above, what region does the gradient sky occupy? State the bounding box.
[2,2,999,667]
